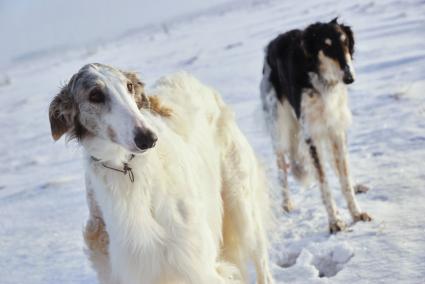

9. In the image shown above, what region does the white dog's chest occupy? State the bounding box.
[92,169,201,239]
[91,174,193,282]
[88,145,223,283]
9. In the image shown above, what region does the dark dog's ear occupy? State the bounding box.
[123,71,150,109]
[330,17,339,24]
[49,87,75,141]
[341,24,355,56]
[302,23,321,57]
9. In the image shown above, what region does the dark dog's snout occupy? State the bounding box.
[134,127,158,151]
[342,65,354,84]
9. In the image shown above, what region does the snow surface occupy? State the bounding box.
[1,0,425,283]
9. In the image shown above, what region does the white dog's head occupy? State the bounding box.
[49,63,157,158]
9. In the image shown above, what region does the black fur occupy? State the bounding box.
[263,19,355,119]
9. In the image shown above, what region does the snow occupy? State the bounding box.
[1,0,425,283]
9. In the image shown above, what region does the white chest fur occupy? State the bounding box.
[86,127,223,284]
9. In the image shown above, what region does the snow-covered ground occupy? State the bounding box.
[1,0,425,283]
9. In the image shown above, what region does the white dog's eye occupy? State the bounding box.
[127,82,133,93]
[89,89,105,103]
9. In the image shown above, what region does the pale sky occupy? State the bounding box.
[0,0,231,69]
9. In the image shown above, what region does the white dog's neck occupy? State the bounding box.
[83,135,147,166]
[82,135,155,188]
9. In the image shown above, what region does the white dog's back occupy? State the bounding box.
[82,71,273,284]
[149,72,274,283]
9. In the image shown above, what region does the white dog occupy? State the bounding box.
[49,63,274,284]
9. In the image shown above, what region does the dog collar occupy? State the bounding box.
[91,154,135,183]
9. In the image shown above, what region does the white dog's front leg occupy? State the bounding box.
[176,258,237,284]
[175,224,242,284]
[84,177,116,284]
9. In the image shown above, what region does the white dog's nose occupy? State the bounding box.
[134,127,157,150]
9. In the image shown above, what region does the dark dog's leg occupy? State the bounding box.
[276,151,294,212]
[306,138,346,233]
[330,133,372,223]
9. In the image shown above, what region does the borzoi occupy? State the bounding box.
[260,18,371,233]
[49,63,274,283]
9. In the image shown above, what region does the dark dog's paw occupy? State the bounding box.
[329,219,347,234]
[353,212,372,222]
[354,184,369,194]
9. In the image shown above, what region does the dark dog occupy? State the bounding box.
[260,18,371,233]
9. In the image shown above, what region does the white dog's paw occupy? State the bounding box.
[216,262,243,283]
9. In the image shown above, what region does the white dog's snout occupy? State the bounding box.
[133,127,158,150]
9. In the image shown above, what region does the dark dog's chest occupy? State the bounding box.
[299,85,352,135]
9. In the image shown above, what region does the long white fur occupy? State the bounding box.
[83,72,274,284]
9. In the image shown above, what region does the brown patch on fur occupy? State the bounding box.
[49,88,74,141]
[335,24,353,56]
[277,151,294,212]
[49,86,90,141]
[276,152,289,175]
[304,93,325,126]
[320,50,341,70]
[353,212,372,222]
[331,57,340,68]
[84,217,109,255]
[107,126,117,143]
[84,185,109,255]
[123,71,150,109]
[136,95,150,109]
[148,96,172,117]
[307,139,325,183]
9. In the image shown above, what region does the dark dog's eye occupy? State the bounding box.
[324,39,332,48]
[127,82,133,93]
[89,89,105,103]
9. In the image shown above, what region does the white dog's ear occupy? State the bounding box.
[123,70,172,117]
[48,87,75,141]
[123,71,150,109]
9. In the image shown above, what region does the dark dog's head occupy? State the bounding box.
[303,18,355,84]
[49,63,157,159]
